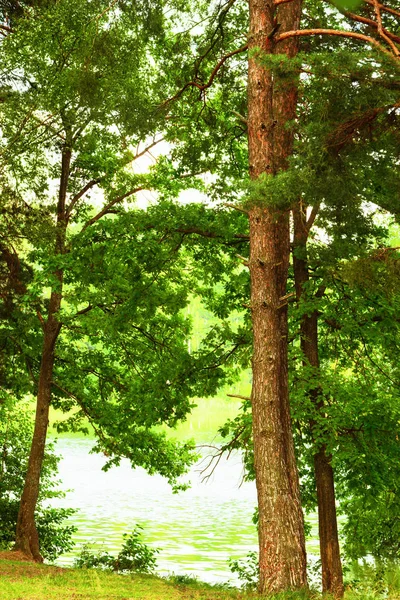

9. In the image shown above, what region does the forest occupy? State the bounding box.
[0,0,399,598]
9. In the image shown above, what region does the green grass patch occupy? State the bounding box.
[0,559,251,600]
[1,559,400,600]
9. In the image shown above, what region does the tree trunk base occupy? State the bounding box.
[14,524,43,563]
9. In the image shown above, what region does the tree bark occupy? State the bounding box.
[292,204,344,598]
[247,0,307,593]
[13,142,71,561]
[13,312,61,561]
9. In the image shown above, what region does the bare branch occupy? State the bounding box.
[326,102,400,153]
[133,137,165,161]
[279,291,296,302]
[276,28,397,62]
[74,304,93,316]
[36,310,45,330]
[66,138,165,219]
[224,202,249,214]
[227,393,251,401]
[305,202,320,233]
[236,253,249,267]
[81,186,145,231]
[67,179,99,217]
[197,423,249,483]
[31,114,65,140]
[363,0,400,19]
[232,110,248,125]
[372,0,400,56]
[327,1,400,45]
[91,0,119,24]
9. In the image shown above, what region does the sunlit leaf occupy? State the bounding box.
[334,0,363,10]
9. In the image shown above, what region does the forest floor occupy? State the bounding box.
[0,556,399,600]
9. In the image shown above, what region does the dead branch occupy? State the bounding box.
[232,110,248,125]
[236,253,249,267]
[227,393,251,401]
[326,103,400,153]
[197,423,249,483]
[224,202,249,214]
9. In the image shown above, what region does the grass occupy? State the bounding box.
[0,558,253,600]
[1,558,399,600]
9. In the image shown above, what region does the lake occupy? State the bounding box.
[49,398,320,585]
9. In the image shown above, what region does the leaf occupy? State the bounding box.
[334,0,363,10]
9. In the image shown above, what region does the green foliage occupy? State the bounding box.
[342,493,400,563]
[0,0,249,493]
[334,0,363,10]
[74,527,159,574]
[36,508,77,563]
[245,171,300,210]
[0,398,76,560]
[1,0,400,583]
[345,561,400,598]
[228,551,259,591]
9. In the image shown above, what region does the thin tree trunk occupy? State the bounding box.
[14,142,71,561]
[314,449,343,597]
[247,0,307,593]
[13,313,61,561]
[292,204,344,598]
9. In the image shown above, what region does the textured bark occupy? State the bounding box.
[13,143,71,561]
[293,204,344,598]
[314,449,344,598]
[248,0,307,593]
[13,316,60,561]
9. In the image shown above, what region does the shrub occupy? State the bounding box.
[228,550,259,590]
[74,526,159,574]
[0,397,77,560]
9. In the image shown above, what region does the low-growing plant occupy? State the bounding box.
[74,526,159,574]
[307,557,322,592]
[167,573,199,585]
[228,550,259,590]
[344,560,400,598]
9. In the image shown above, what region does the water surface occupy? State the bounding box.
[50,398,319,584]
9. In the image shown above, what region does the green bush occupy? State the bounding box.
[228,550,259,590]
[74,526,159,574]
[0,397,77,560]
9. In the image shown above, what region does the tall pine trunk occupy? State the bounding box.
[247,0,307,593]
[14,142,71,561]
[292,204,344,598]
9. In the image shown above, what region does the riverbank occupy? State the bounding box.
[1,556,400,600]
[0,556,249,600]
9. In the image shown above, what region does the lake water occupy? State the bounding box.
[49,398,320,584]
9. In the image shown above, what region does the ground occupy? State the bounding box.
[0,554,253,600]
[1,554,399,600]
